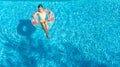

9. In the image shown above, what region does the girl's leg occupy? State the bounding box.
[41,23,50,38]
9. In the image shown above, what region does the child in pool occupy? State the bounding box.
[32,4,52,39]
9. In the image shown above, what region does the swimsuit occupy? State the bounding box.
[38,12,46,24]
[40,19,46,24]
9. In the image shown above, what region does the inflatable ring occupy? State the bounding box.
[31,12,55,29]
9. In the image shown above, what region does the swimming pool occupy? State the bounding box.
[0,0,120,67]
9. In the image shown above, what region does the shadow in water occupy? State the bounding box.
[17,19,36,38]
[0,19,47,67]
[16,19,46,67]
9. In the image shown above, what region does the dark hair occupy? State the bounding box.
[38,4,43,8]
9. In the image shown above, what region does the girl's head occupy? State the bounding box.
[38,4,43,11]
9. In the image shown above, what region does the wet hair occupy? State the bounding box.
[38,4,43,8]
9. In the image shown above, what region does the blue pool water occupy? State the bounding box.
[0,0,120,67]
